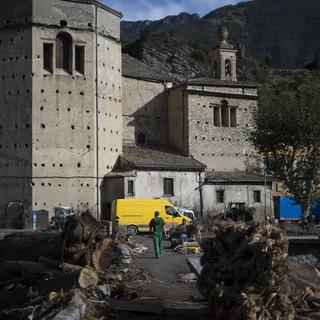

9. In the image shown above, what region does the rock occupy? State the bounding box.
[180,273,197,283]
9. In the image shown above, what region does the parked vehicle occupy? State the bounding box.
[225,202,256,222]
[111,198,191,235]
[51,206,74,230]
[179,208,196,220]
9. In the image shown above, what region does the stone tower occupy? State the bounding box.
[168,26,258,172]
[0,0,122,223]
[210,26,237,81]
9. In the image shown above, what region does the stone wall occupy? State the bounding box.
[168,87,189,153]
[0,0,122,219]
[0,25,33,222]
[187,92,257,170]
[168,84,258,171]
[122,77,168,146]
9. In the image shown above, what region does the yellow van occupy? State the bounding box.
[111,198,191,235]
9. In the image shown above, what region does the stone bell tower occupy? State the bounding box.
[210,26,237,81]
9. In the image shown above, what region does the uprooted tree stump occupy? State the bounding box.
[198,221,294,320]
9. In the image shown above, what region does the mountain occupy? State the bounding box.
[123,31,271,82]
[121,12,200,44]
[121,0,320,69]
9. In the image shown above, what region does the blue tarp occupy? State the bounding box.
[275,196,320,220]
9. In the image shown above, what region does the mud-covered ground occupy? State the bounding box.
[124,235,209,320]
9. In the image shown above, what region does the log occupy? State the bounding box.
[0,233,63,262]
[78,267,99,289]
[198,221,294,320]
[0,271,80,309]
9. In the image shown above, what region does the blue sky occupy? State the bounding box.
[104,0,244,21]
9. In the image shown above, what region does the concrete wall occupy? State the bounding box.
[202,184,274,220]
[122,77,168,146]
[124,171,202,214]
[0,0,122,220]
[103,171,202,215]
[103,171,273,221]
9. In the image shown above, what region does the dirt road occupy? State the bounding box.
[129,236,208,320]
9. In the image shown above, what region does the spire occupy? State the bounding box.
[210,26,237,81]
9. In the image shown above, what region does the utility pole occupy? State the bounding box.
[264,157,268,220]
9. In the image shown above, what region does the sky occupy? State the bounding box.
[104,0,244,21]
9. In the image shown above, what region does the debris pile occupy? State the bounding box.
[198,221,295,320]
[0,211,147,319]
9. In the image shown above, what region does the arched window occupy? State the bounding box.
[137,132,146,145]
[56,33,72,73]
[221,100,229,127]
[225,59,231,77]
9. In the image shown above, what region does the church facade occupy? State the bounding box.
[0,0,273,226]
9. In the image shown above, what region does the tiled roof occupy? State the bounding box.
[122,54,171,82]
[205,171,274,183]
[186,77,259,88]
[105,171,136,178]
[119,146,206,171]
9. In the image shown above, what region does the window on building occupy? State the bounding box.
[56,33,72,73]
[214,106,221,127]
[216,190,225,203]
[163,178,174,196]
[43,43,53,73]
[75,46,85,74]
[214,101,238,128]
[225,59,231,77]
[127,180,134,196]
[221,100,229,127]
[137,132,146,145]
[253,190,261,203]
[230,107,237,127]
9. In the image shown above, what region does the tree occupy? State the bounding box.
[251,74,320,219]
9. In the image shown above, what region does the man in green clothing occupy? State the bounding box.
[149,211,164,259]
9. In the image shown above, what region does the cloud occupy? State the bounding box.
[104,0,244,21]
[137,0,186,20]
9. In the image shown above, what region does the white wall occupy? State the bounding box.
[125,171,202,214]
[202,183,274,220]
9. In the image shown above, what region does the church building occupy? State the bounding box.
[104,26,274,221]
[0,0,273,227]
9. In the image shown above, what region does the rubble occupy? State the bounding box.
[198,221,294,320]
[0,211,149,319]
[180,273,197,284]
